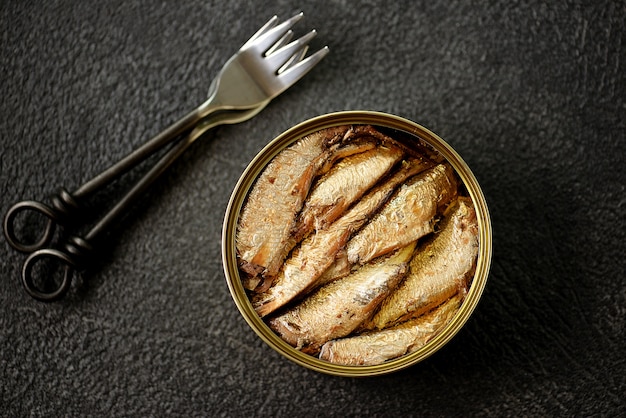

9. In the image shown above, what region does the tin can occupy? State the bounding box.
[222,111,492,376]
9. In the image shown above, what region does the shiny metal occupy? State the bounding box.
[222,111,492,377]
[5,13,328,301]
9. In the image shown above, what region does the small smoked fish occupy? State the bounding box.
[252,158,431,317]
[268,243,416,355]
[237,125,376,290]
[318,293,462,366]
[345,163,458,265]
[368,197,478,330]
[293,145,404,241]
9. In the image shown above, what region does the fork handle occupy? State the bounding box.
[85,129,199,241]
[4,102,217,254]
[20,122,206,302]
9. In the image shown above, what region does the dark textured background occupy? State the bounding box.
[1,1,624,416]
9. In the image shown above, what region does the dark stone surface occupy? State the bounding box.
[1,1,624,416]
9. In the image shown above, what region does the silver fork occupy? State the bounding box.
[4,13,328,301]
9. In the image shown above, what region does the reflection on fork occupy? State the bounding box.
[4,12,329,301]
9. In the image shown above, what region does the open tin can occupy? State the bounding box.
[222,111,492,376]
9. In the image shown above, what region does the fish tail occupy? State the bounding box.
[254,299,276,318]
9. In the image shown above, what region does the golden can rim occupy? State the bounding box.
[222,111,493,377]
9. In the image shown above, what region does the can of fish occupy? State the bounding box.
[222,111,492,376]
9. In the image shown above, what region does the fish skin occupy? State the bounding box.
[345,163,458,265]
[294,145,404,241]
[268,243,416,355]
[368,197,479,330]
[318,293,462,366]
[252,158,431,317]
[314,249,352,289]
[237,125,380,290]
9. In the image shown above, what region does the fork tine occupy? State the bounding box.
[241,15,279,49]
[278,46,330,84]
[246,12,304,53]
[278,44,309,74]
[265,30,294,56]
[265,30,317,71]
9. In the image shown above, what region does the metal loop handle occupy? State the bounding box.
[3,188,80,253]
[4,200,57,253]
[22,249,75,302]
[20,235,93,302]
